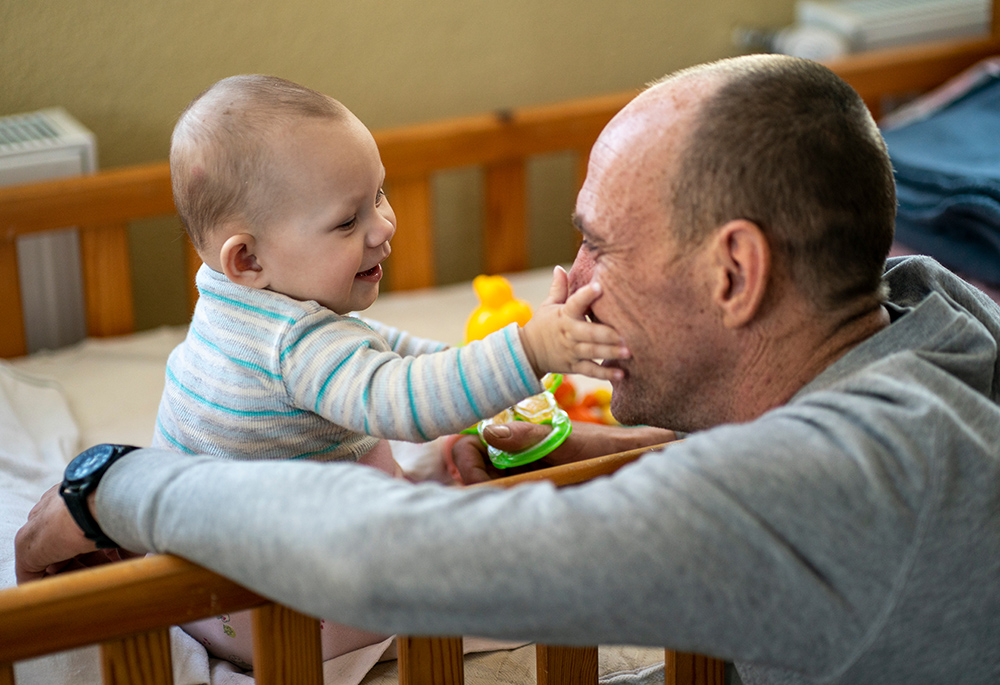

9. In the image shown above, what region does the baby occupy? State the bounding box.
[156,75,627,669]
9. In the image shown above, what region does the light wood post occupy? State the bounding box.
[100,628,173,685]
[0,237,26,357]
[397,636,464,685]
[251,604,323,685]
[665,650,725,685]
[484,159,528,275]
[79,221,134,337]
[536,644,598,685]
[386,176,435,291]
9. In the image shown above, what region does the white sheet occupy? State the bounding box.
[1,267,662,684]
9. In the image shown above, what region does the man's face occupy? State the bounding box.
[568,83,725,431]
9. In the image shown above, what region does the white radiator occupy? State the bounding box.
[742,0,992,60]
[797,0,991,51]
[0,108,97,353]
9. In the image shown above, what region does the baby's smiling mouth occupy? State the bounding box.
[356,265,380,278]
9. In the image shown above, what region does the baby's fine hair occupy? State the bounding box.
[170,75,349,251]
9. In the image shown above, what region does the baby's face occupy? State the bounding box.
[255,116,395,314]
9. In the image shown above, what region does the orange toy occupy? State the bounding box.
[552,376,618,425]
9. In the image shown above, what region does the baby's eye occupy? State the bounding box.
[337,217,357,230]
[375,187,386,206]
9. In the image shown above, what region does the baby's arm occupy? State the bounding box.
[518,266,628,382]
[358,318,448,356]
[283,315,542,443]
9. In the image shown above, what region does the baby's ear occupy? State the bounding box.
[219,233,266,288]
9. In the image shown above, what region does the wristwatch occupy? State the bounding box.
[60,443,140,549]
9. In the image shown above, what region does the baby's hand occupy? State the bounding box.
[518,266,628,381]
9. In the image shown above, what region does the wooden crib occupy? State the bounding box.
[2,9,1000,681]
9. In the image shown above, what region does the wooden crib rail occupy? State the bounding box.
[0,445,725,685]
[823,33,1000,119]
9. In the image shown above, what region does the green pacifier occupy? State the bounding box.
[463,374,573,469]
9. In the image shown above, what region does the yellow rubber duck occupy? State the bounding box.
[464,275,533,343]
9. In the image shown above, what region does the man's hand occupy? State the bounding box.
[14,484,137,584]
[518,266,629,381]
[449,420,677,484]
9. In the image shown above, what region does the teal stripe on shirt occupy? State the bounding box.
[314,342,371,413]
[166,367,305,418]
[281,319,334,361]
[456,347,481,417]
[406,362,430,441]
[502,325,534,392]
[290,441,344,460]
[156,417,197,454]
[190,325,280,379]
[200,288,297,325]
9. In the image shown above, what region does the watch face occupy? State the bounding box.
[65,444,115,481]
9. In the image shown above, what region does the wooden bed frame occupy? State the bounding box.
[1,8,999,682]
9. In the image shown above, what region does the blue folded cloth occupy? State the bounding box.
[882,74,1000,285]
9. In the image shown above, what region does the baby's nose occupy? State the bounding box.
[368,216,395,247]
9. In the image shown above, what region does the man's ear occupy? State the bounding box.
[708,219,771,328]
[219,233,267,288]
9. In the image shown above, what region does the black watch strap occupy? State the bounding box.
[60,444,139,549]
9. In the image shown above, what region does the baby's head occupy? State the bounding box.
[171,75,395,314]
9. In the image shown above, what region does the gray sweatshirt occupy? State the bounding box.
[99,256,1000,683]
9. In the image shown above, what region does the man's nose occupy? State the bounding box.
[567,249,594,294]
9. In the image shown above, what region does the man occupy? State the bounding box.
[17,54,1000,683]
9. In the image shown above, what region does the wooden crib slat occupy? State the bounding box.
[536,645,598,685]
[79,221,135,337]
[397,636,464,685]
[251,603,323,685]
[0,662,14,685]
[386,176,435,291]
[484,159,528,275]
[100,627,173,685]
[0,237,27,358]
[665,649,725,685]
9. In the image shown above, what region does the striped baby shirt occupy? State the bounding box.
[153,265,543,462]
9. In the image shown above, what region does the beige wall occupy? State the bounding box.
[1,0,794,329]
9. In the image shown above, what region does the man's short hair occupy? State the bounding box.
[170,75,348,251]
[666,55,896,309]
